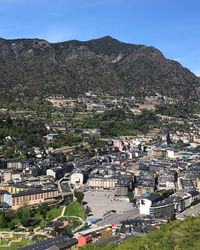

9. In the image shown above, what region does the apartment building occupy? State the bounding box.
[4,189,59,209]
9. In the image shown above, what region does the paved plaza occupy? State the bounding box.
[83,190,135,219]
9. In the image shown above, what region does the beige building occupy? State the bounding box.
[0,184,26,194]
[134,186,154,196]
[7,160,23,169]
[46,95,67,107]
[193,135,200,143]
[88,177,118,189]
[3,171,22,183]
[152,148,166,157]
[113,139,124,151]
[4,189,59,210]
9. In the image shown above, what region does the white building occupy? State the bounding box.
[167,149,179,159]
[166,180,175,189]
[46,169,57,179]
[139,195,161,215]
[70,173,84,188]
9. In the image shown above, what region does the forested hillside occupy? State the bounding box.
[0,36,199,102]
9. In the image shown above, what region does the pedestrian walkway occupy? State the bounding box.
[53,206,66,221]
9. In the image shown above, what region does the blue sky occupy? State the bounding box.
[0,0,200,76]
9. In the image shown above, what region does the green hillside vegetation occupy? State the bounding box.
[0,115,47,158]
[155,101,200,118]
[81,215,200,250]
[85,36,144,56]
[72,108,160,136]
[0,36,199,101]
[0,108,161,159]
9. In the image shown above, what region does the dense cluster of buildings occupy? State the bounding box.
[1,131,200,217]
[0,158,74,209]
[2,93,200,249]
[69,136,200,222]
[62,134,200,225]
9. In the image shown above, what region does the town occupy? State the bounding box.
[0,92,200,249]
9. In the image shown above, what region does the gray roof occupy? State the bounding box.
[93,235,121,246]
[19,236,77,250]
[146,195,161,202]
[12,188,58,197]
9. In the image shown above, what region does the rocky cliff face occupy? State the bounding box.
[0,36,199,100]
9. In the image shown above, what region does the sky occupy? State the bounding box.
[0,0,200,76]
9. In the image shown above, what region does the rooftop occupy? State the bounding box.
[19,236,77,250]
[12,188,58,197]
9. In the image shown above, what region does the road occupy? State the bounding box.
[97,208,140,226]
[177,203,200,219]
[52,206,66,221]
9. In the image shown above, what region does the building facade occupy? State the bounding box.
[4,189,59,209]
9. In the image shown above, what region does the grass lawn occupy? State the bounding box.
[58,216,81,222]
[46,206,63,220]
[0,228,11,232]
[0,238,12,247]
[64,203,85,219]
[7,239,34,250]
[0,232,28,247]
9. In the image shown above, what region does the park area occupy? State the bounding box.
[64,202,85,219]
[0,233,33,249]
[0,202,87,249]
[34,206,63,221]
[0,204,64,233]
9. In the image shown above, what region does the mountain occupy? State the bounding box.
[0,36,199,101]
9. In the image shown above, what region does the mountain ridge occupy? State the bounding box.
[0,36,199,101]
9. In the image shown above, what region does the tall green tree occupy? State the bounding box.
[74,191,84,204]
